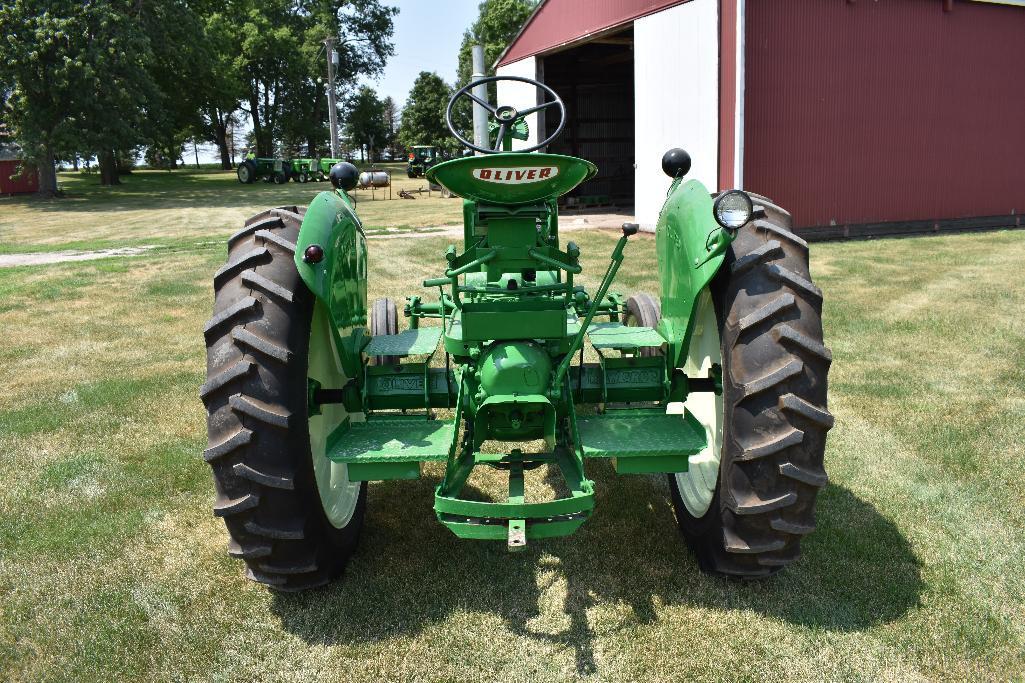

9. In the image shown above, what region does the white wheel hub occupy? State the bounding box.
[671,289,724,518]
[307,302,361,528]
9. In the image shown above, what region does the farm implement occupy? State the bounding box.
[202,75,833,590]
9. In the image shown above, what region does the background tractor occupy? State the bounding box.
[287,159,314,183]
[406,145,443,178]
[236,155,291,184]
[202,75,832,590]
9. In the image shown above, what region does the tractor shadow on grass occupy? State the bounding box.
[270,461,923,673]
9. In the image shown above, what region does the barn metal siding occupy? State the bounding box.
[743,0,1025,228]
[497,0,686,67]
[634,0,720,225]
[0,160,38,194]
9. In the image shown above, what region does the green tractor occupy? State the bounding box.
[236,155,291,184]
[303,157,345,182]
[406,145,442,178]
[288,159,314,183]
[202,75,832,590]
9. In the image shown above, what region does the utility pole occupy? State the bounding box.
[324,37,340,158]
[471,45,490,154]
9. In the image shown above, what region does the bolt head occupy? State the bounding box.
[303,244,325,264]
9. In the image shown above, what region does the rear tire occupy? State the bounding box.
[201,206,366,591]
[622,293,661,357]
[667,197,833,577]
[369,298,399,366]
[237,161,257,184]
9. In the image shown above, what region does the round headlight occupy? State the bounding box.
[713,190,754,231]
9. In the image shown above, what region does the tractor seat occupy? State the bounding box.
[427,153,597,205]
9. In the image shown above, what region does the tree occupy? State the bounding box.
[381,96,400,159]
[0,0,158,194]
[194,7,248,169]
[456,0,537,86]
[232,0,397,157]
[451,0,537,139]
[398,72,453,151]
[344,86,388,162]
[138,0,210,172]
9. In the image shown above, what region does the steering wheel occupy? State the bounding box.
[446,75,566,154]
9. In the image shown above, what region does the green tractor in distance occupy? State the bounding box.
[202,74,832,590]
[303,157,346,182]
[287,159,314,183]
[406,145,443,177]
[236,155,292,184]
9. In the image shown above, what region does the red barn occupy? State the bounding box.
[495,0,1025,238]
[0,144,39,195]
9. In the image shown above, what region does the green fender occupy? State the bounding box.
[655,178,737,368]
[294,189,368,377]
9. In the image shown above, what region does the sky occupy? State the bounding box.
[362,0,480,107]
[195,0,479,164]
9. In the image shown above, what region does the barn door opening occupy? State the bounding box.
[541,27,635,210]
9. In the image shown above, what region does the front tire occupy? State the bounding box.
[237,161,257,184]
[668,197,833,577]
[201,206,366,590]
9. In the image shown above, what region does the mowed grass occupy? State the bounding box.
[0,164,463,253]
[1,177,1024,681]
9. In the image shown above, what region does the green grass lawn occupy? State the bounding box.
[0,164,463,254]
[1,176,1024,681]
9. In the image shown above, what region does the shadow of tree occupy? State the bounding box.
[271,460,923,674]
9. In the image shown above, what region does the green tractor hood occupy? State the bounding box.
[427,153,596,205]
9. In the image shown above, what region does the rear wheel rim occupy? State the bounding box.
[239,166,250,182]
[307,302,360,528]
[672,289,723,518]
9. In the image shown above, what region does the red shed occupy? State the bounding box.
[495,0,1025,238]
[0,146,39,195]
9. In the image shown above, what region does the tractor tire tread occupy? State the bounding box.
[255,229,297,254]
[736,428,804,462]
[241,271,295,303]
[755,219,808,252]
[233,462,295,490]
[213,493,260,517]
[739,359,803,399]
[227,538,273,559]
[773,325,833,363]
[669,201,831,578]
[199,360,255,399]
[214,247,269,286]
[230,327,293,364]
[730,240,783,276]
[202,206,366,591]
[203,427,253,463]
[203,297,259,337]
[228,394,291,429]
[369,298,400,365]
[737,293,796,333]
[623,293,662,357]
[229,217,281,250]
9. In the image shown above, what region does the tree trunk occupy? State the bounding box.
[72,155,79,171]
[248,91,266,157]
[99,150,120,185]
[211,110,232,170]
[35,146,58,198]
